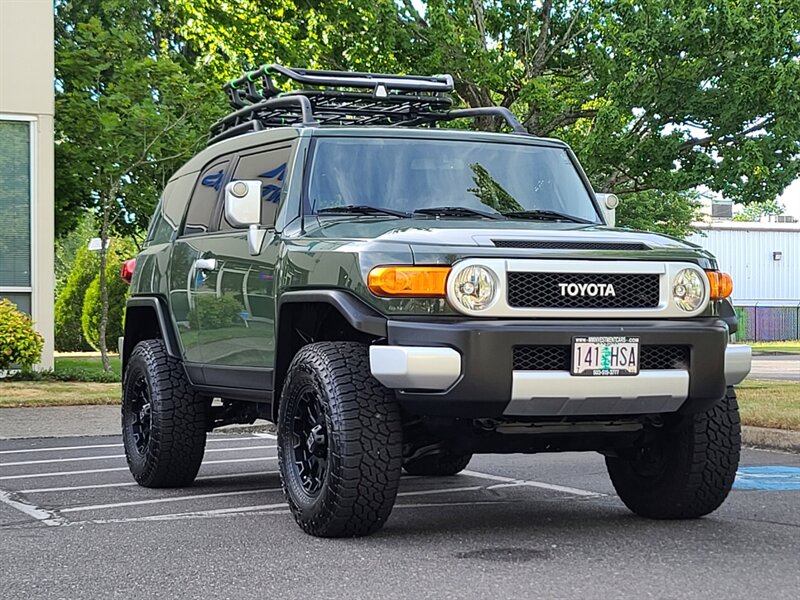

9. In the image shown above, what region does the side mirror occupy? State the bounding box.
[595,192,619,227]
[224,180,264,255]
[225,180,261,226]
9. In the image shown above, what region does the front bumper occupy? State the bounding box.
[369,318,751,418]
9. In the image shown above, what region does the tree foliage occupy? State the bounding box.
[732,198,785,221]
[81,239,136,352]
[55,0,800,240]
[54,244,98,352]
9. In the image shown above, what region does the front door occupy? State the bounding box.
[168,143,294,378]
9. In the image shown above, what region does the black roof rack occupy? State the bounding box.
[207,65,526,145]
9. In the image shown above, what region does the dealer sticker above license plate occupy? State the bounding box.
[572,336,640,376]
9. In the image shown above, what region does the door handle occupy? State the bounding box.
[194,258,217,271]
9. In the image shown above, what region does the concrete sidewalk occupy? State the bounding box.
[750,355,800,381]
[0,405,273,440]
[0,404,796,452]
[0,405,121,439]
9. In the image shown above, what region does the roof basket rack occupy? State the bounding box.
[208,64,526,145]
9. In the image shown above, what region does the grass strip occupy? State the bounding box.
[737,379,800,431]
[0,382,121,408]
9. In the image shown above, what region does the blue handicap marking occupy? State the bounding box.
[733,466,800,491]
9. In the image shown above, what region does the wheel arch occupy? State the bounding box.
[272,291,387,422]
[122,296,182,373]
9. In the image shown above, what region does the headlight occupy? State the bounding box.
[672,268,705,312]
[452,265,498,311]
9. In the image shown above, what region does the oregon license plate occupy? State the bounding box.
[572,336,640,376]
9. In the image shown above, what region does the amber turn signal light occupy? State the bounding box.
[368,266,451,297]
[706,270,733,300]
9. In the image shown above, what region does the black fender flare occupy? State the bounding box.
[122,296,181,372]
[277,290,387,337]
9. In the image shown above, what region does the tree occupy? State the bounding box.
[55,0,218,369]
[169,1,800,235]
[733,199,785,222]
[54,244,98,352]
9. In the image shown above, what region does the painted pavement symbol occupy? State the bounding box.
[733,466,800,491]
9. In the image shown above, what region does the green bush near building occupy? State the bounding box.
[0,299,44,371]
[54,238,134,352]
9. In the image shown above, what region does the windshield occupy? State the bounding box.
[306,137,600,223]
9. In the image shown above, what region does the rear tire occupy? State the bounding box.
[403,453,473,476]
[121,339,209,488]
[278,342,403,537]
[606,386,741,519]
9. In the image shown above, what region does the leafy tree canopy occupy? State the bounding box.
[56,0,800,238]
[55,0,222,237]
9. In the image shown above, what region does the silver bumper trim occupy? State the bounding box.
[725,344,752,385]
[505,370,690,416]
[369,346,461,390]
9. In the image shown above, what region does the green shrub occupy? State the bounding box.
[54,244,98,351]
[189,293,244,330]
[81,239,135,352]
[0,299,44,371]
[6,367,120,383]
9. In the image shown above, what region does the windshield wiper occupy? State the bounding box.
[413,206,505,220]
[316,205,411,218]
[502,209,595,224]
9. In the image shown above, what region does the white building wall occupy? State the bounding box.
[0,0,55,369]
[687,224,800,303]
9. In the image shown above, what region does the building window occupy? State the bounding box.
[0,119,32,313]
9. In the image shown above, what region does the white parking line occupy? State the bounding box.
[19,470,280,494]
[0,489,65,526]
[71,499,514,526]
[69,502,290,525]
[0,445,277,467]
[0,437,263,456]
[397,486,483,497]
[461,470,604,497]
[0,456,277,481]
[62,483,486,513]
[60,487,284,513]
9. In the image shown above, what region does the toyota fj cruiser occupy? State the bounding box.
[120,65,751,537]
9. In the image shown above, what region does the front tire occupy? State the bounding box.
[606,386,741,519]
[121,339,209,487]
[278,342,403,537]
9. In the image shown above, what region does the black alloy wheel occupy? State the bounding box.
[290,386,329,497]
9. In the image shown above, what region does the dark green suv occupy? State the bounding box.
[119,65,751,537]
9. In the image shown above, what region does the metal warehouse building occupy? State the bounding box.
[686,222,800,341]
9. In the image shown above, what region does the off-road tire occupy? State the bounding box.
[278,342,403,537]
[606,386,741,519]
[403,453,473,476]
[121,339,208,487]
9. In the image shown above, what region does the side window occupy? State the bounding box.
[147,174,196,245]
[183,159,230,235]
[221,145,292,230]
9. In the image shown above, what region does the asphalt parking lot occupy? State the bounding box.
[1,433,800,599]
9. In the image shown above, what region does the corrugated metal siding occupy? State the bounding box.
[686,228,800,301]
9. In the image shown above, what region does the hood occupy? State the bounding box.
[302,217,712,262]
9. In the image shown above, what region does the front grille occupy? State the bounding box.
[512,345,689,371]
[640,345,690,370]
[513,345,570,371]
[507,272,660,309]
[493,240,649,251]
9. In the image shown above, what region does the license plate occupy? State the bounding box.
[572,336,640,376]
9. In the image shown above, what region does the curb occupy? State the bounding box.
[216,423,276,436]
[742,425,800,454]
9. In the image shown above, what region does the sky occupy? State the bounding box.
[777,180,800,217]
